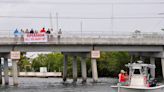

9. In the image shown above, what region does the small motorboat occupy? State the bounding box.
[111,61,164,92]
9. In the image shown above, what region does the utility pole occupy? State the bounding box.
[56,13,59,32]
[111,3,114,35]
[80,21,83,38]
[49,13,53,30]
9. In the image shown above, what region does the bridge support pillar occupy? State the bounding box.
[63,55,68,82]
[0,58,2,85]
[72,56,77,83]
[12,60,18,86]
[161,58,164,79]
[130,55,135,63]
[150,57,155,79]
[81,57,87,83]
[91,58,98,82]
[140,56,144,61]
[4,58,9,85]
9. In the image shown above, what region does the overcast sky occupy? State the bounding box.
[0,0,164,36]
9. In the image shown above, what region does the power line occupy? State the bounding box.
[0,1,164,5]
[0,16,164,19]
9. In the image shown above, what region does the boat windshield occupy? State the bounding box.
[134,69,141,74]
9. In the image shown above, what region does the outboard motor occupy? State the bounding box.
[149,79,157,87]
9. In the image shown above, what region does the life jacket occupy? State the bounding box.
[119,73,126,82]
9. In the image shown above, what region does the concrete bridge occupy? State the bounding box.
[0,32,164,85]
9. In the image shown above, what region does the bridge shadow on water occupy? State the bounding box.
[0,77,117,92]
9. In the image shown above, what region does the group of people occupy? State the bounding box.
[118,70,129,85]
[14,28,63,39]
[14,27,53,37]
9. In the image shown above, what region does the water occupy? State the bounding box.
[0,77,117,92]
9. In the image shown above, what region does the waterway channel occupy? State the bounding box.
[0,77,118,92]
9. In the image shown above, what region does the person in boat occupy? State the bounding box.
[124,71,129,81]
[119,70,126,82]
[118,70,128,85]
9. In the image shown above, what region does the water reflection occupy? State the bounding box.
[0,77,117,92]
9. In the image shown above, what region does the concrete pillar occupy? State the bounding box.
[12,60,18,86]
[63,55,68,82]
[91,58,98,82]
[161,58,164,79]
[4,58,9,85]
[140,56,144,61]
[130,55,134,63]
[150,57,155,79]
[72,56,77,83]
[0,58,2,84]
[81,57,87,83]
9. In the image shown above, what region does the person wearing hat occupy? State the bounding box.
[118,70,126,83]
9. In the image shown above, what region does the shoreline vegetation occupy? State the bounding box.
[17,52,163,81]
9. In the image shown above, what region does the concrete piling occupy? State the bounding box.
[4,58,9,85]
[0,58,2,84]
[161,58,164,79]
[81,57,87,83]
[91,58,98,82]
[12,60,18,86]
[63,55,68,82]
[150,57,155,79]
[73,56,77,83]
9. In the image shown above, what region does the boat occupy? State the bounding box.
[111,61,164,92]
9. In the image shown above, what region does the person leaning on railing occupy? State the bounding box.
[58,28,62,39]
[46,28,51,39]
[40,27,46,33]
[14,29,19,37]
[30,28,34,34]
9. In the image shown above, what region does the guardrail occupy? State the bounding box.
[1,30,164,38]
[1,31,164,45]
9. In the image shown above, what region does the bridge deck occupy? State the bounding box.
[0,36,164,45]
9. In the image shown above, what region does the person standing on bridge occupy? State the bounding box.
[30,28,34,34]
[14,29,19,37]
[40,27,46,33]
[58,28,62,39]
[46,28,51,39]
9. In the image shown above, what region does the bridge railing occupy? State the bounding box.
[1,31,164,45]
[60,31,164,39]
[1,30,164,38]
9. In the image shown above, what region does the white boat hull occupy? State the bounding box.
[111,85,164,92]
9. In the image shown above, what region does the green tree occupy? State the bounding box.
[97,52,130,77]
[18,52,31,72]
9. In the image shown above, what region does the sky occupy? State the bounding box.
[1,0,164,57]
[0,0,164,36]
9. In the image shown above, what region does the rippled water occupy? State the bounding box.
[0,77,118,92]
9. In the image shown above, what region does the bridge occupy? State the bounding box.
[0,32,164,86]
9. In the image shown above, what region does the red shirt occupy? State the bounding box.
[40,28,46,33]
[119,73,126,82]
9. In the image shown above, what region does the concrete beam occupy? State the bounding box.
[0,45,163,53]
[130,52,163,58]
[95,46,163,52]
